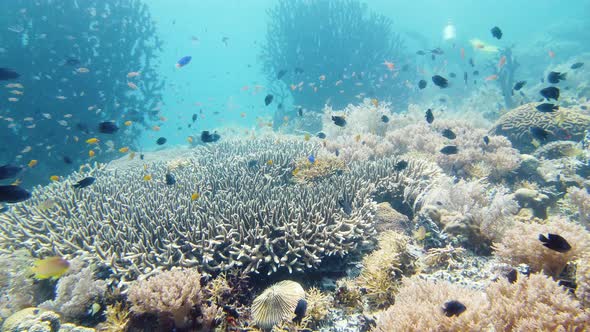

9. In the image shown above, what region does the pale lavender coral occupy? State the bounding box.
[127,268,202,328]
[39,259,106,322]
[0,251,37,319]
[566,187,590,228]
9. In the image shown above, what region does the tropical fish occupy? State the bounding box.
[0,185,31,203]
[530,126,551,142]
[277,69,287,79]
[547,71,566,84]
[441,129,456,140]
[264,94,273,106]
[31,256,70,279]
[308,155,315,164]
[538,233,571,253]
[483,136,490,145]
[86,138,99,144]
[570,62,584,70]
[442,300,466,317]
[88,150,95,158]
[191,192,200,201]
[513,81,526,91]
[201,131,220,143]
[317,132,326,139]
[143,174,152,181]
[156,137,167,145]
[498,56,506,69]
[165,173,176,185]
[119,147,129,153]
[124,120,132,126]
[0,68,20,80]
[127,71,141,78]
[76,67,90,73]
[425,109,434,124]
[490,26,503,39]
[394,160,408,171]
[484,74,498,81]
[535,103,559,113]
[28,160,38,168]
[381,115,390,123]
[440,145,459,155]
[127,82,138,90]
[50,175,60,181]
[98,121,119,134]
[0,164,22,180]
[540,87,559,100]
[383,61,395,71]
[418,79,427,89]
[176,56,192,68]
[293,299,307,324]
[331,115,347,127]
[73,177,96,189]
[432,75,448,88]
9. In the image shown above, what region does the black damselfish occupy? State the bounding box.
[0,68,20,81]
[440,145,458,155]
[540,86,559,101]
[165,173,176,185]
[73,177,96,189]
[0,164,22,180]
[293,299,307,324]
[441,128,456,140]
[547,71,566,84]
[536,103,559,113]
[442,300,466,317]
[156,137,167,145]
[513,81,526,91]
[381,115,390,123]
[490,26,502,39]
[0,185,31,203]
[264,94,274,106]
[539,233,571,253]
[331,115,347,127]
[425,109,434,124]
[98,121,119,134]
[418,79,427,89]
[201,130,221,143]
[432,75,449,88]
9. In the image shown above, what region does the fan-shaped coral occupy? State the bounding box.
[251,280,305,330]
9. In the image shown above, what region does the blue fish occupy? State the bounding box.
[308,155,315,164]
[176,56,192,68]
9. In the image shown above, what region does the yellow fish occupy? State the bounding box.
[304,133,311,141]
[143,174,152,181]
[355,134,361,142]
[129,152,136,160]
[371,98,378,107]
[31,256,70,280]
[88,150,95,157]
[11,178,21,186]
[118,147,129,153]
[28,159,38,168]
[191,192,200,201]
[49,175,60,181]
[266,160,273,166]
[292,168,300,176]
[187,136,194,144]
[86,138,99,144]
[124,120,132,126]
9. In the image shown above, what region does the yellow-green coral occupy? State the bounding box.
[356,231,414,309]
[334,278,362,312]
[417,245,466,272]
[98,302,130,332]
[305,287,332,323]
[292,155,346,183]
[575,252,590,307]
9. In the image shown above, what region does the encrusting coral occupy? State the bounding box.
[0,251,37,320]
[127,267,204,329]
[575,252,590,307]
[493,217,590,277]
[565,186,590,228]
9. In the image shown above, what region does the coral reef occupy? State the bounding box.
[292,155,345,184]
[485,273,590,331]
[356,231,415,309]
[95,302,129,332]
[493,217,590,277]
[127,268,204,329]
[303,287,332,324]
[1,307,95,332]
[0,137,377,279]
[490,103,590,153]
[564,186,590,227]
[39,260,106,323]
[374,276,490,332]
[261,1,410,111]
[251,280,305,330]
[375,273,590,332]
[421,178,519,253]
[0,251,37,320]
[575,252,590,307]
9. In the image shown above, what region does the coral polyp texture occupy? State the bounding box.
[490,102,590,153]
[0,137,433,281]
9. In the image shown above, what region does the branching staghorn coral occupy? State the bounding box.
[493,217,590,277]
[420,177,519,253]
[0,137,432,282]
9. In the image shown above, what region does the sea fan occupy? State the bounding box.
[251,280,305,329]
